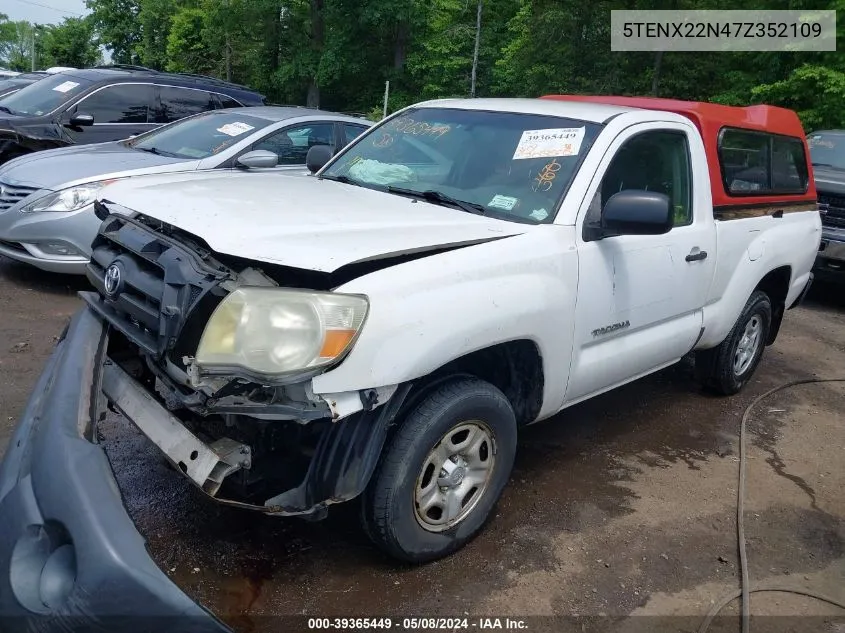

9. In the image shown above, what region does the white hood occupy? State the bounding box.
[98,170,525,272]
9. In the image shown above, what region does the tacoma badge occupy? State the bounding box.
[591,320,630,337]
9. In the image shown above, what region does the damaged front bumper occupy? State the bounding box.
[1,306,411,627]
[100,351,409,517]
[0,308,227,630]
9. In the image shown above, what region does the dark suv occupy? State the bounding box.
[807,130,845,281]
[0,65,265,164]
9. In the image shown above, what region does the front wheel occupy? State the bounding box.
[695,290,772,395]
[360,378,517,563]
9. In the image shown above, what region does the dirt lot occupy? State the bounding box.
[1,255,843,632]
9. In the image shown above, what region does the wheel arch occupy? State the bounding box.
[753,265,791,345]
[398,339,544,427]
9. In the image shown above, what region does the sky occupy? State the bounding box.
[3,0,89,25]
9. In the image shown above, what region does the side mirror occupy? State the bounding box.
[306,145,334,174]
[586,190,673,240]
[236,149,279,169]
[68,113,94,127]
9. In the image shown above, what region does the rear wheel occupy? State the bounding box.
[361,377,517,563]
[695,290,772,395]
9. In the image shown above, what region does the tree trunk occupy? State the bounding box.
[470,0,482,97]
[651,50,664,96]
[306,81,320,108]
[394,21,408,70]
[308,0,324,108]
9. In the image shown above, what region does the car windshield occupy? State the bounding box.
[807,132,845,170]
[129,111,271,159]
[322,107,601,223]
[0,73,94,116]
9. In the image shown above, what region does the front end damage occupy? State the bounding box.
[97,350,409,517]
[0,206,414,621]
[0,309,226,629]
[0,120,70,163]
[80,206,410,518]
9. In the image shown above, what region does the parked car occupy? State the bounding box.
[0,96,820,626]
[806,130,845,281]
[0,72,48,99]
[0,106,370,273]
[0,65,265,165]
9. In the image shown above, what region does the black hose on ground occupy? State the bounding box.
[698,378,845,633]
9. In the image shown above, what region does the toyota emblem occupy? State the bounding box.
[103,264,122,297]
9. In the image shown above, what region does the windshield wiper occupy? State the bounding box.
[812,162,836,167]
[135,146,180,158]
[387,187,486,215]
[0,106,14,115]
[319,173,362,187]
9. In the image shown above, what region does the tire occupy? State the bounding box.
[695,290,772,395]
[360,377,517,563]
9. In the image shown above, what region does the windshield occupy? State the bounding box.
[322,107,601,222]
[807,132,845,170]
[129,111,271,159]
[0,73,94,116]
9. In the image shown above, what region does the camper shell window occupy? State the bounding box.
[718,127,809,196]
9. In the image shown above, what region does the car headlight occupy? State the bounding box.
[20,183,106,213]
[195,288,369,378]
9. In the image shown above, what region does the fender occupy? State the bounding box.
[312,229,579,420]
[698,211,821,349]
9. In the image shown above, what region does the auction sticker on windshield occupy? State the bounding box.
[52,81,80,93]
[513,127,584,160]
[217,122,255,137]
[489,195,518,210]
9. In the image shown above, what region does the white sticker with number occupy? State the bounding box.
[52,81,80,93]
[513,127,585,160]
[216,122,255,137]
[489,194,518,210]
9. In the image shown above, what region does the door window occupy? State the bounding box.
[598,130,693,226]
[77,84,154,123]
[343,123,369,146]
[253,123,335,165]
[215,93,243,109]
[157,86,216,123]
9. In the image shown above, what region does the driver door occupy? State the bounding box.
[62,84,157,144]
[564,121,716,404]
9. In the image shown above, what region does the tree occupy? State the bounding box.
[0,19,36,71]
[40,18,102,68]
[165,7,212,73]
[85,0,141,64]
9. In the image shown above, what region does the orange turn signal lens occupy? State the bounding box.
[319,329,356,358]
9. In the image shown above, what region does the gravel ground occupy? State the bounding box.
[1,255,843,632]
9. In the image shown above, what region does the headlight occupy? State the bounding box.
[195,288,369,378]
[20,183,106,213]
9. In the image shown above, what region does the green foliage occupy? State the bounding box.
[85,0,141,64]
[40,18,102,68]
[753,65,845,131]
[2,0,842,132]
[0,19,36,71]
[165,7,211,73]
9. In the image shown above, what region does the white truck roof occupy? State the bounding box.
[416,97,638,123]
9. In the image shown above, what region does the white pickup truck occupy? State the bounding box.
[0,97,821,615]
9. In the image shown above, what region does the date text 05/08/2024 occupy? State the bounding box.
[307,617,529,630]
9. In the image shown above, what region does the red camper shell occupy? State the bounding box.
[542,95,817,215]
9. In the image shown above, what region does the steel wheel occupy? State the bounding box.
[733,315,762,376]
[414,421,496,532]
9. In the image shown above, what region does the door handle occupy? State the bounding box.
[686,249,708,262]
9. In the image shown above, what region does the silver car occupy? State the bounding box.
[0,106,371,273]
